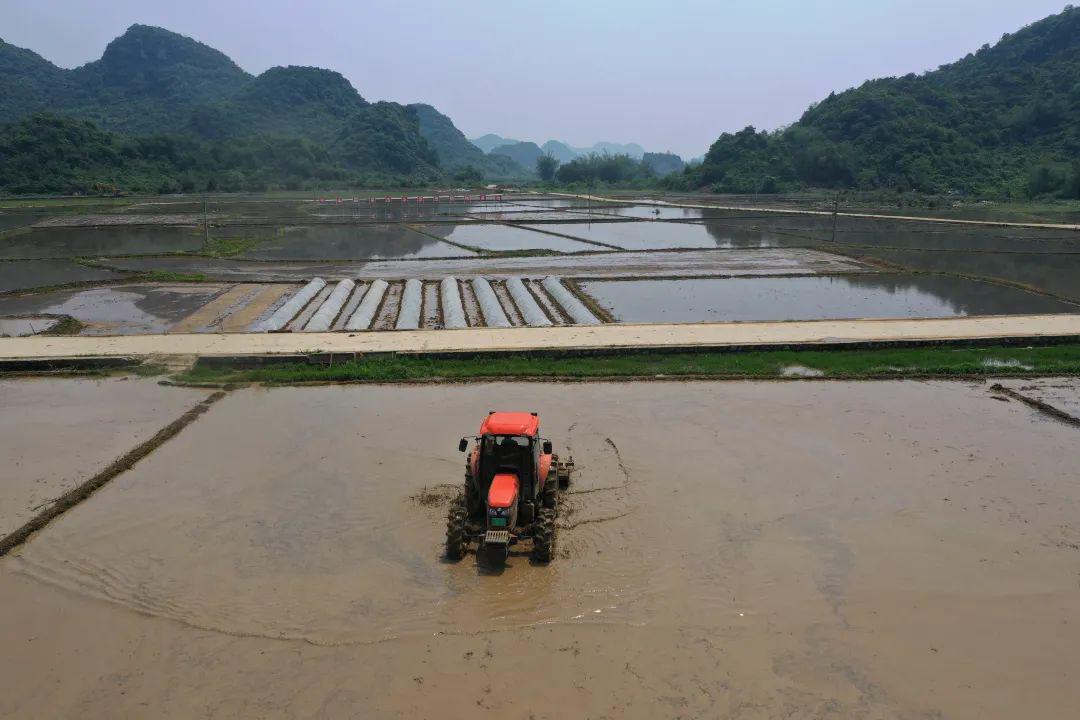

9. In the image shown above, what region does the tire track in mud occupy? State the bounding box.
[0,391,227,557]
[566,437,633,497]
[557,430,637,545]
[559,509,635,531]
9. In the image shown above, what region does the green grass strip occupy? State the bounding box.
[176,344,1080,385]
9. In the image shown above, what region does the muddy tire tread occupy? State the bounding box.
[445,496,469,561]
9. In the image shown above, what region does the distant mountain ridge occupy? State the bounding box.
[0,24,525,184]
[471,134,653,162]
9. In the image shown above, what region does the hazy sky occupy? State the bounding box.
[2,1,1068,157]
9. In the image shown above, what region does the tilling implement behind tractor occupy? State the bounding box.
[446,411,574,563]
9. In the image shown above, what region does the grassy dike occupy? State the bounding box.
[174,344,1080,385]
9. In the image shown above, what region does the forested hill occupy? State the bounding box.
[686,6,1080,197]
[408,104,523,177]
[0,25,520,192]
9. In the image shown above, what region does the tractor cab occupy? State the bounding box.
[449,411,570,564]
[459,412,551,508]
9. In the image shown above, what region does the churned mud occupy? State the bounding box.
[1,381,1079,718]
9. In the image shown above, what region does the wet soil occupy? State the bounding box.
[491,279,525,325]
[371,281,403,330]
[421,281,442,329]
[582,274,1079,323]
[1,381,1078,718]
[0,316,60,336]
[0,283,228,335]
[458,279,482,327]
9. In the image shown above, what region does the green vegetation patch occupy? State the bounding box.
[176,344,1080,385]
[138,270,209,283]
[200,231,273,257]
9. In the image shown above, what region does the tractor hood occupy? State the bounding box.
[487,473,519,509]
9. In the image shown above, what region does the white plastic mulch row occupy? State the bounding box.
[304,279,356,331]
[255,277,326,332]
[505,277,552,327]
[252,274,604,332]
[345,279,390,331]
[471,277,511,328]
[395,278,423,330]
[540,276,601,326]
[440,277,467,329]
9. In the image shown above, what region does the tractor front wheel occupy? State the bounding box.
[445,496,469,561]
[532,507,556,563]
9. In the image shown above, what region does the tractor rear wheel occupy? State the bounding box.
[532,507,556,563]
[543,469,559,510]
[464,476,482,519]
[445,495,469,561]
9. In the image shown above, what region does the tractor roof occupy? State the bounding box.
[480,412,540,437]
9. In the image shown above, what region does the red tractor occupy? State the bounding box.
[446,411,573,563]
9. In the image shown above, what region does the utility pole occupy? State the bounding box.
[202,197,210,246]
[831,193,839,243]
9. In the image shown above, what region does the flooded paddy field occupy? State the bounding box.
[1,380,1079,718]
[4,195,1078,335]
[419,222,600,252]
[0,377,209,539]
[0,260,121,292]
[522,220,723,249]
[864,248,1080,303]
[584,274,1079,323]
[238,224,473,260]
[0,226,202,259]
[0,211,43,233]
[0,283,229,335]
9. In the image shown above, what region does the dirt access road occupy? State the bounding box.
[3,314,1080,362]
[1,379,1079,718]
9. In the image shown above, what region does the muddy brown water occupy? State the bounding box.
[0,377,210,539]
[2,381,1079,718]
